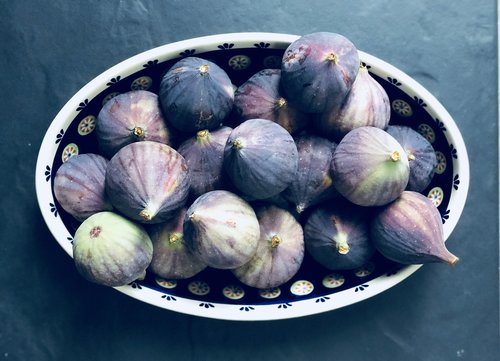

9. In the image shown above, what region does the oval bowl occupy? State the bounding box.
[35,32,469,321]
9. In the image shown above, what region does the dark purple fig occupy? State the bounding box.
[386,125,437,192]
[183,190,260,269]
[331,126,410,206]
[304,202,374,270]
[54,153,113,222]
[96,90,171,158]
[316,64,390,142]
[148,207,207,279]
[223,118,298,200]
[280,32,360,113]
[105,141,190,224]
[233,68,308,134]
[177,126,232,198]
[232,205,304,289]
[371,191,459,265]
[282,134,339,214]
[159,56,234,133]
[73,211,153,287]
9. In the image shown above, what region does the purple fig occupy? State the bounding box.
[54,153,113,222]
[73,211,153,287]
[183,190,260,269]
[371,191,459,265]
[233,68,308,134]
[386,125,437,192]
[223,118,298,200]
[280,32,360,113]
[105,141,190,224]
[316,64,390,142]
[282,134,339,214]
[159,56,234,133]
[148,207,207,279]
[177,126,232,198]
[96,90,171,158]
[304,201,374,270]
[232,205,304,289]
[330,126,410,206]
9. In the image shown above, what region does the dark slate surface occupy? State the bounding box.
[1,1,498,360]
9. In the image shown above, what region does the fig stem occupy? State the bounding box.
[270,235,281,248]
[169,234,179,244]
[390,150,401,162]
[197,129,209,139]
[133,126,145,140]
[139,208,155,221]
[276,97,287,108]
[325,52,339,64]
[407,152,416,161]
[231,138,244,150]
[199,64,209,75]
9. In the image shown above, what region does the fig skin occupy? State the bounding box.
[96,90,171,158]
[105,141,190,224]
[148,207,207,279]
[280,32,360,113]
[282,134,339,214]
[371,191,459,265]
[159,56,234,133]
[232,205,304,289]
[304,202,374,271]
[223,118,299,200]
[330,126,410,207]
[72,211,153,287]
[386,125,437,192]
[183,190,260,269]
[316,64,391,142]
[233,68,308,134]
[177,126,232,199]
[54,153,113,222]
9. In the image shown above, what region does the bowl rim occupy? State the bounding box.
[35,32,470,321]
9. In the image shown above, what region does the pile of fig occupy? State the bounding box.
[54,31,458,290]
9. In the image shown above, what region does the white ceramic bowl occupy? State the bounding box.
[35,33,469,321]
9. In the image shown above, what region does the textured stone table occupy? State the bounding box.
[1,1,498,360]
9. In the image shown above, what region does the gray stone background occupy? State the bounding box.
[0,0,498,360]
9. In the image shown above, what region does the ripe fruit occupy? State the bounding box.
[371,191,459,265]
[54,153,113,222]
[159,57,234,133]
[96,90,171,158]
[105,141,190,224]
[330,126,410,206]
[223,118,298,200]
[183,190,260,269]
[72,211,153,287]
[316,63,390,142]
[281,32,360,113]
[232,205,304,289]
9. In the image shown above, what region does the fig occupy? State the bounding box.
[233,68,308,134]
[223,118,299,200]
[304,202,374,270]
[183,190,260,269]
[282,134,339,214]
[148,207,207,279]
[54,153,113,222]
[177,126,232,198]
[72,211,153,287]
[386,125,437,192]
[232,205,304,289]
[330,126,410,207]
[159,56,234,133]
[105,141,190,224]
[371,191,459,265]
[280,32,360,113]
[316,64,391,142]
[96,90,171,158]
